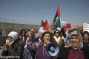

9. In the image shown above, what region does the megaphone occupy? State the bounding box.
[46,42,60,57]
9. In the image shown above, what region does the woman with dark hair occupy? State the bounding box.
[83,31,89,59]
[58,31,89,59]
[19,29,26,41]
[36,31,56,59]
[19,29,27,46]
[53,29,64,47]
[26,29,36,59]
[83,31,89,46]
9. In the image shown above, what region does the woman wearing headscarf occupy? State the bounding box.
[36,31,58,59]
[1,31,24,59]
[58,31,89,59]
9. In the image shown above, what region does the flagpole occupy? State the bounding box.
[42,0,45,20]
[13,20,14,31]
[82,20,84,32]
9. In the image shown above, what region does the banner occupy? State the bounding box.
[83,23,89,32]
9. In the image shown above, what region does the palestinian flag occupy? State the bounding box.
[53,5,61,28]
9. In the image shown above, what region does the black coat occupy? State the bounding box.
[1,39,24,59]
[57,45,89,59]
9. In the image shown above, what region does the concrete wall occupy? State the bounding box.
[0,22,40,35]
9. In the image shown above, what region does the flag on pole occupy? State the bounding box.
[38,20,50,33]
[41,20,45,26]
[44,20,50,30]
[53,5,61,28]
[38,20,45,33]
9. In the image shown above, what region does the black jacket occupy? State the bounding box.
[1,39,24,59]
[57,45,89,59]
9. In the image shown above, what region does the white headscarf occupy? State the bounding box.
[8,31,18,41]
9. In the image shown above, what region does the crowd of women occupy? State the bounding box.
[1,27,89,59]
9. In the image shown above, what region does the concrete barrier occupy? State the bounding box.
[0,36,7,46]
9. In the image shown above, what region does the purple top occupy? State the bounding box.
[26,36,33,48]
[36,43,51,59]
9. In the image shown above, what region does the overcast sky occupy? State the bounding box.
[0,0,89,26]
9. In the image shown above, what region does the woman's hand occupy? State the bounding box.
[5,41,13,47]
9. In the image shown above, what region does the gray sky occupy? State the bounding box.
[0,0,89,26]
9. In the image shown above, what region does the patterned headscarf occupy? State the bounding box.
[64,31,83,50]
